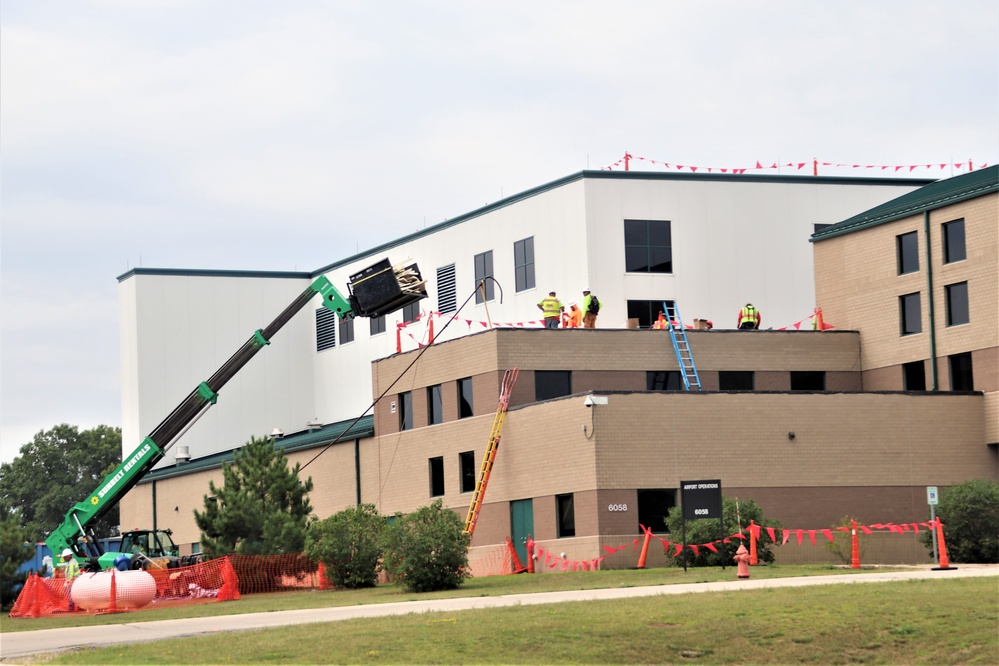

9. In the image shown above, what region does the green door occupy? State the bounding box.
[510,499,534,567]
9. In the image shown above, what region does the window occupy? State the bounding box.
[627,300,675,329]
[556,494,575,538]
[429,457,444,497]
[943,219,966,264]
[474,250,494,303]
[457,377,474,418]
[624,219,672,273]
[427,385,443,425]
[369,315,386,336]
[647,371,682,391]
[903,361,926,391]
[899,293,922,335]
[945,282,969,326]
[316,308,336,351]
[896,232,919,275]
[535,371,572,401]
[437,264,457,313]
[460,451,476,493]
[790,371,825,391]
[637,489,676,534]
[514,237,535,292]
[719,371,754,391]
[401,301,420,325]
[399,392,413,431]
[949,352,974,391]
[338,316,354,345]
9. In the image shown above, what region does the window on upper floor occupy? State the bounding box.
[514,237,535,293]
[719,371,754,391]
[647,371,682,391]
[903,360,926,391]
[949,352,973,391]
[945,282,969,327]
[790,371,825,391]
[627,299,675,329]
[625,219,672,273]
[460,451,476,494]
[429,456,445,497]
[457,377,474,418]
[427,384,443,425]
[535,371,572,401]
[556,493,576,538]
[437,263,457,313]
[369,315,386,336]
[897,231,919,275]
[943,219,966,264]
[401,301,420,325]
[316,308,336,352]
[338,315,354,345]
[474,250,495,303]
[900,292,922,336]
[399,391,413,431]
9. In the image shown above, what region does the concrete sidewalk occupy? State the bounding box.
[3,566,996,661]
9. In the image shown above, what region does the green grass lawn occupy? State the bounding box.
[5,568,997,664]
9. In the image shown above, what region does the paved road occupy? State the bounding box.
[3,566,995,661]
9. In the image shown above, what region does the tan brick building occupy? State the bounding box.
[122,168,998,567]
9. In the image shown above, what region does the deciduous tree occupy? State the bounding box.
[0,424,122,541]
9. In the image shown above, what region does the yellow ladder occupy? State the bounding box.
[463,368,519,536]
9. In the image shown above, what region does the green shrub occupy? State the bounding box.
[664,496,781,567]
[305,504,386,589]
[382,500,470,593]
[919,479,999,564]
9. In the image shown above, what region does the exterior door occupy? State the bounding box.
[510,499,534,567]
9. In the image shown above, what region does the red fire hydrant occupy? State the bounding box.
[734,544,751,579]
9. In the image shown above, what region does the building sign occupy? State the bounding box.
[681,479,723,520]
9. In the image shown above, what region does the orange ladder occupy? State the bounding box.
[463,368,519,536]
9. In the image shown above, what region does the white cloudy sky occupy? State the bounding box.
[2,1,997,463]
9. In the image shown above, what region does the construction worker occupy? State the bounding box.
[738,303,761,330]
[567,302,583,328]
[537,291,564,329]
[582,290,601,328]
[57,548,81,610]
[651,311,668,329]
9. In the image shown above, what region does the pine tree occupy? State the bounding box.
[194,436,314,557]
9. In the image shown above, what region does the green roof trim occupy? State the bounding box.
[810,165,998,242]
[138,414,374,483]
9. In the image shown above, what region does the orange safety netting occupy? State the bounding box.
[9,556,240,619]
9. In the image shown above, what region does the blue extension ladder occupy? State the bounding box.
[664,301,701,391]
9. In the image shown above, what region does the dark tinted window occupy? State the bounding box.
[369,315,386,335]
[556,494,575,538]
[719,371,754,391]
[945,282,969,326]
[429,457,444,497]
[460,451,476,493]
[427,385,443,425]
[949,352,974,391]
[535,371,572,401]
[897,232,919,275]
[399,392,413,431]
[637,489,676,534]
[943,219,966,263]
[790,371,825,391]
[900,293,921,335]
[514,237,535,292]
[624,220,672,273]
[457,377,474,418]
[474,251,494,303]
[627,300,675,329]
[647,371,682,391]
[903,361,926,391]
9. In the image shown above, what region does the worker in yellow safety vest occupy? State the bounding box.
[537,292,564,329]
[738,303,761,330]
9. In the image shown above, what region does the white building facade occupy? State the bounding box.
[119,170,929,465]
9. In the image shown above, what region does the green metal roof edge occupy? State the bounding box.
[810,165,998,242]
[138,414,374,482]
[117,268,312,283]
[311,170,931,277]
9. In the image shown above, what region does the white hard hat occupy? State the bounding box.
[62,548,73,558]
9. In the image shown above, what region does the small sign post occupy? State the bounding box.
[927,486,939,563]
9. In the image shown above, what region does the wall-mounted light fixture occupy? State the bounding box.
[788,431,796,441]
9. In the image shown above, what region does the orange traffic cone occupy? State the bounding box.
[636,528,652,569]
[932,519,957,570]
[850,520,861,569]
